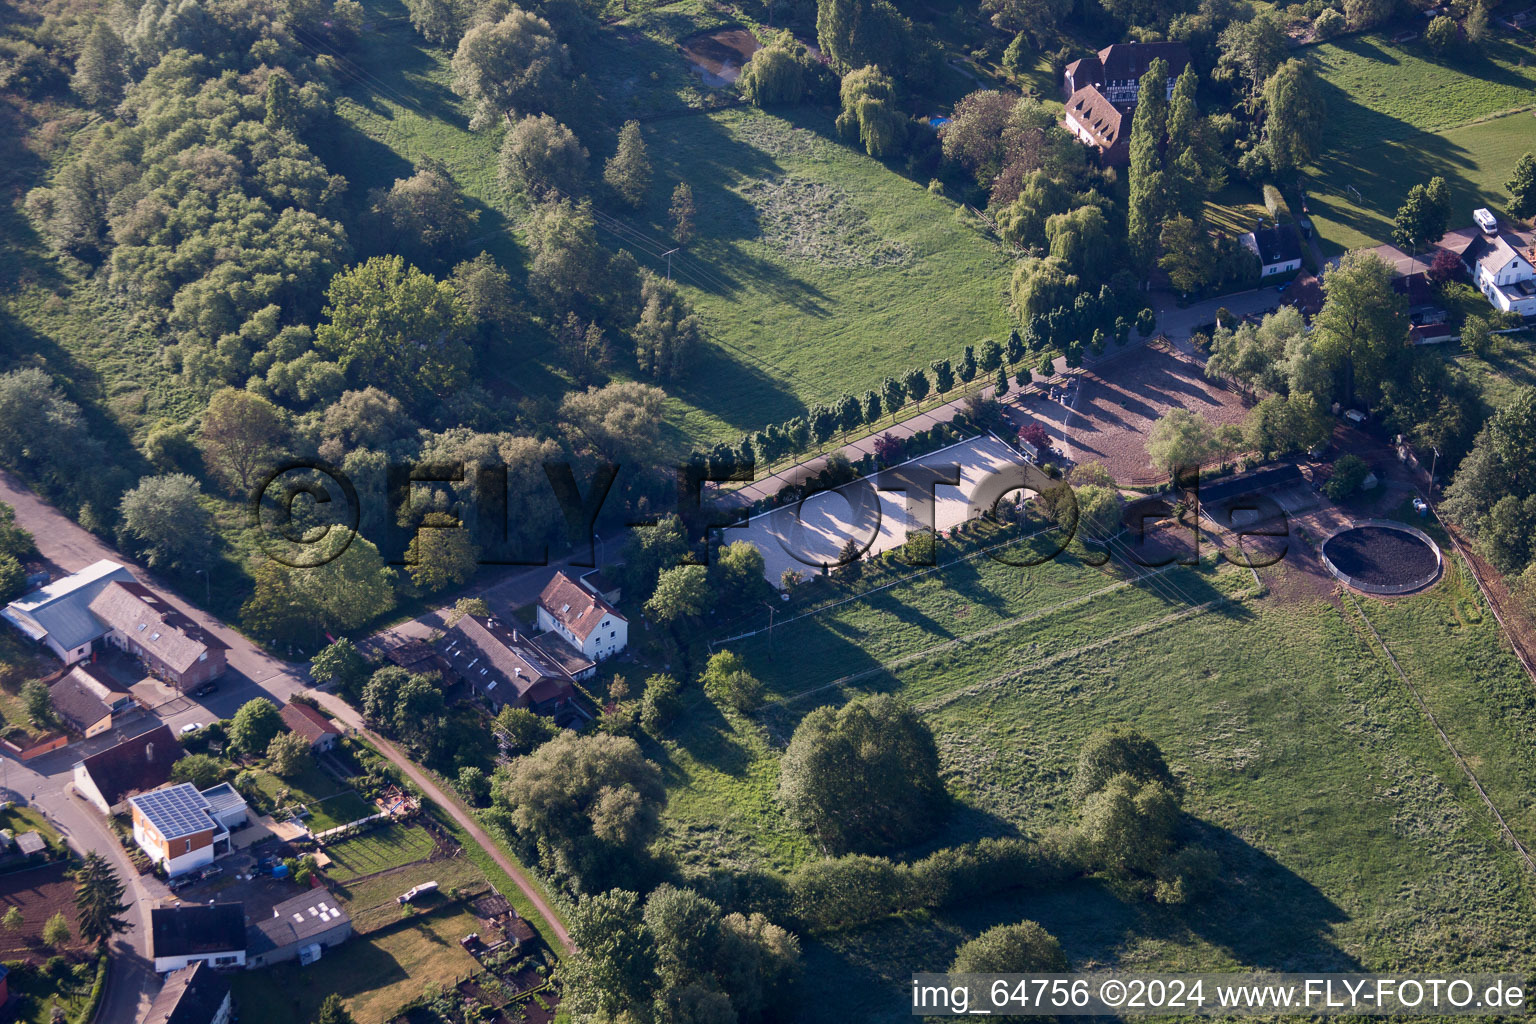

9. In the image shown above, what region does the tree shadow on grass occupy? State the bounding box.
[664,692,755,776]
[1305,74,1523,244]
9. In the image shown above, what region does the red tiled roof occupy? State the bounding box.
[1063,86,1124,147]
[538,571,624,644]
[280,702,339,745]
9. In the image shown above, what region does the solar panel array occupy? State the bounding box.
[132,784,213,839]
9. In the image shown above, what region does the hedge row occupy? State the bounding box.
[785,834,1084,934]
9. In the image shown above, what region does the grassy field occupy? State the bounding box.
[1303,33,1536,253]
[230,903,484,1024]
[335,856,490,934]
[647,524,1536,1020]
[323,0,1014,451]
[637,106,1014,446]
[652,535,1253,870]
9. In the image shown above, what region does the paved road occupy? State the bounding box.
[0,469,577,1011]
[5,738,167,1023]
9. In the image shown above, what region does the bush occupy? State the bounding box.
[1425,14,1458,52]
[1313,7,1346,38]
[1154,844,1221,905]
[1325,454,1370,500]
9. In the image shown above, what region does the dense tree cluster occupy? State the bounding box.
[492,730,666,893]
[561,885,801,1024]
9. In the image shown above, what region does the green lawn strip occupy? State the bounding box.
[308,791,378,832]
[0,806,63,849]
[658,538,1536,1018]
[1454,329,1536,411]
[0,630,68,744]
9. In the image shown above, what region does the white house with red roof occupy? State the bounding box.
[536,571,628,663]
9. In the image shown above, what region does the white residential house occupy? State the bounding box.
[1465,228,1536,316]
[537,571,628,662]
[1240,225,1304,279]
[149,905,247,973]
[129,783,246,878]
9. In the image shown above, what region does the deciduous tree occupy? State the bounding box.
[199,388,288,494]
[500,114,588,199]
[604,120,651,206]
[118,475,214,570]
[230,698,284,754]
[314,257,475,409]
[495,731,665,891]
[267,731,314,777]
[1507,153,1536,221]
[450,9,571,129]
[1261,59,1326,173]
[778,694,947,854]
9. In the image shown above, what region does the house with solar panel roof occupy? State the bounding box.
[129,782,248,877]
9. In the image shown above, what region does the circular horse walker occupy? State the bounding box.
[1319,519,1443,595]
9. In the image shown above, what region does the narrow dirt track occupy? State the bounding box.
[310,693,574,952]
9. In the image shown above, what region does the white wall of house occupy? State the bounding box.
[71,765,110,816]
[536,606,629,661]
[1263,258,1301,277]
[153,950,246,973]
[1476,256,1536,315]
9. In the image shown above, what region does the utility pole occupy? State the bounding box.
[761,600,777,660]
[661,247,679,282]
[1429,447,1440,499]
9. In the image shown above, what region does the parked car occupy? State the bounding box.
[191,681,217,697]
[179,722,204,735]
